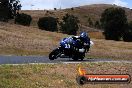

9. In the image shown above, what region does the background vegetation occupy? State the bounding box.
[0,0,21,21]
[60,14,79,35]
[15,13,32,26]
[100,7,127,41]
[38,17,58,32]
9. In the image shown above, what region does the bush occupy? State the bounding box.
[123,21,132,42]
[95,21,101,29]
[100,7,127,41]
[15,13,32,26]
[38,17,58,32]
[60,14,79,35]
[88,17,93,27]
[123,32,132,42]
[71,7,74,10]
[54,8,57,10]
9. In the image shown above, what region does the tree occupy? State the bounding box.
[38,17,58,32]
[88,17,93,27]
[0,0,9,21]
[9,0,21,18]
[60,14,79,35]
[0,0,21,21]
[71,7,74,10]
[100,7,127,41]
[95,21,101,29]
[54,8,57,10]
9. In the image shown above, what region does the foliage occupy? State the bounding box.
[95,21,101,29]
[0,0,21,21]
[123,21,132,42]
[38,16,58,32]
[54,8,57,10]
[60,14,79,35]
[100,7,127,41]
[71,7,74,10]
[15,13,32,26]
[88,17,93,27]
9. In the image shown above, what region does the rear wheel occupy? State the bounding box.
[49,48,61,60]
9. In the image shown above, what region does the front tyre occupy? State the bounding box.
[49,48,61,60]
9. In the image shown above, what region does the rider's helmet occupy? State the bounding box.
[79,32,89,43]
[80,32,88,39]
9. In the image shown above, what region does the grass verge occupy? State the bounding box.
[0,62,132,88]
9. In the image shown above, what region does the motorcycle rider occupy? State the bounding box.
[73,32,90,52]
[62,32,91,52]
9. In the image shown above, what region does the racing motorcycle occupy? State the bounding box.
[49,37,93,61]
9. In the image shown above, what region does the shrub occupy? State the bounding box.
[123,32,132,42]
[95,21,101,29]
[38,16,58,32]
[71,7,74,10]
[88,17,93,27]
[54,8,57,10]
[123,21,132,42]
[15,13,32,26]
[60,14,79,35]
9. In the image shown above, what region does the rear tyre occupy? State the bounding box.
[49,48,60,60]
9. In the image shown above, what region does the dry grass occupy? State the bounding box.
[22,4,132,28]
[0,62,132,88]
[65,4,132,26]
[89,31,105,39]
[21,4,132,33]
[21,10,67,28]
[0,22,132,60]
[0,22,68,56]
[88,39,132,60]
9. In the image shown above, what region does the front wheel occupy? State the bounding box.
[49,48,61,60]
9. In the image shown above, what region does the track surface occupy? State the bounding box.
[0,55,132,64]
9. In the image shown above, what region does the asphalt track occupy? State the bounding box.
[0,55,132,65]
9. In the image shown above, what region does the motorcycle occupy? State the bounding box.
[49,37,94,61]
